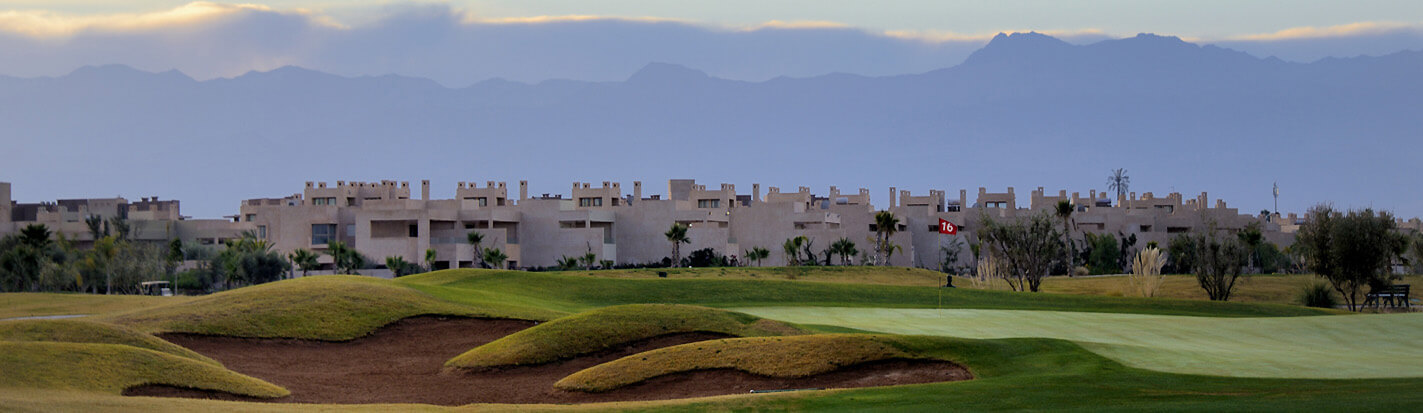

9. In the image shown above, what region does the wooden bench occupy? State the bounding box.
[1363,284,1410,309]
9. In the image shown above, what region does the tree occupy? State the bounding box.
[466,231,486,268]
[556,255,579,270]
[93,236,118,294]
[744,247,770,267]
[1166,233,1197,274]
[165,238,184,285]
[781,236,808,266]
[979,212,1063,292]
[289,248,319,277]
[481,247,508,269]
[385,256,420,277]
[872,211,900,266]
[1237,221,1265,271]
[1183,229,1252,300]
[664,223,690,267]
[1410,233,1423,275]
[424,248,438,272]
[107,216,131,241]
[1084,233,1121,274]
[1107,168,1130,204]
[1055,200,1076,275]
[939,237,965,274]
[580,246,598,270]
[84,215,104,241]
[1295,205,1407,311]
[830,238,858,265]
[325,241,363,275]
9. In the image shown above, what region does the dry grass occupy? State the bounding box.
[0,319,215,364]
[0,293,196,320]
[554,334,914,392]
[0,341,287,397]
[446,304,808,368]
[554,266,948,286]
[965,274,1423,306]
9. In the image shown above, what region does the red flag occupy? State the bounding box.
[938,219,958,235]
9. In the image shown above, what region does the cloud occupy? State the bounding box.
[1205,21,1423,62]
[0,2,1420,84]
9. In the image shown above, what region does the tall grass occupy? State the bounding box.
[1126,247,1167,297]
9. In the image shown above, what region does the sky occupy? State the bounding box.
[1,1,1421,218]
[0,1,1421,85]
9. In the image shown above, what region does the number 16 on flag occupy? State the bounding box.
[938,219,958,235]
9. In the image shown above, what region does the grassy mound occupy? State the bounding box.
[105,275,541,341]
[0,319,216,365]
[0,341,287,398]
[401,269,1337,317]
[554,334,918,392]
[446,304,809,369]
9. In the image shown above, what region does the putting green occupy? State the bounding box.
[736,307,1423,379]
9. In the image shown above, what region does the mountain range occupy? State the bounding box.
[2,32,1420,219]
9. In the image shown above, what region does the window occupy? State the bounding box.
[697,199,720,208]
[245,214,256,222]
[477,197,487,207]
[257,225,267,239]
[346,224,355,237]
[312,197,338,206]
[1154,205,1175,213]
[983,201,1008,208]
[346,197,355,206]
[579,197,602,207]
[311,224,336,245]
[408,224,419,238]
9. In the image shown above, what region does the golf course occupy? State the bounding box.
[2,267,1421,411]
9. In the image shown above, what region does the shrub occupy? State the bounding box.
[1126,247,1167,297]
[1299,283,1337,309]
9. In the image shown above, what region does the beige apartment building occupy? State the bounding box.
[0,182,248,248]
[7,180,1421,273]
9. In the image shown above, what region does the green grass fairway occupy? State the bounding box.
[967,273,1423,306]
[400,270,1333,317]
[736,307,1423,379]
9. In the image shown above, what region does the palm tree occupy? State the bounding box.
[92,236,117,295]
[326,241,360,274]
[18,224,52,249]
[1107,168,1130,204]
[1055,199,1075,275]
[556,255,579,270]
[873,211,900,266]
[386,256,413,277]
[107,216,131,241]
[466,231,486,268]
[581,251,598,270]
[481,247,508,269]
[664,223,690,267]
[424,248,438,272]
[83,215,104,241]
[744,247,770,267]
[831,238,858,265]
[782,236,808,266]
[166,238,184,283]
[289,248,319,277]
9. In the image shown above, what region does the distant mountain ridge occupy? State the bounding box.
[1,33,1420,219]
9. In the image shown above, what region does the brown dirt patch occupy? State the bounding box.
[125,316,969,405]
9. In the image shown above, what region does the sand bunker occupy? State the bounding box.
[126,316,969,405]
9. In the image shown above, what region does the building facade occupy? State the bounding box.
[7,180,1422,272]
